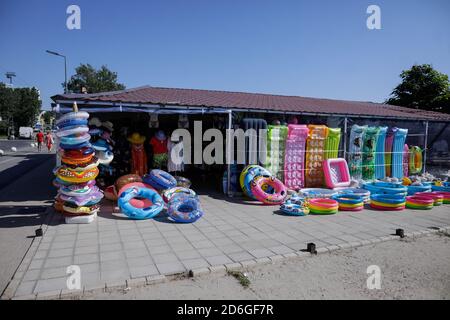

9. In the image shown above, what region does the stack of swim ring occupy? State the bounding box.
[240,165,272,199]
[407,184,431,195]
[363,181,407,196]
[433,192,450,204]
[250,175,287,205]
[143,169,177,191]
[332,194,364,211]
[280,198,309,216]
[174,176,191,188]
[415,192,443,206]
[54,103,102,223]
[406,195,434,210]
[308,198,338,215]
[335,188,371,203]
[369,194,406,211]
[167,194,204,223]
[118,186,164,220]
[89,118,115,187]
[163,187,196,203]
[431,184,450,193]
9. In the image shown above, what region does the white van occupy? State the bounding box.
[19,127,34,139]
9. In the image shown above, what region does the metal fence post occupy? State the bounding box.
[227,110,232,197]
[423,121,429,173]
[343,117,348,160]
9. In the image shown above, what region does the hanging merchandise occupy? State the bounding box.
[240,118,268,166]
[391,128,408,179]
[265,125,288,182]
[150,130,168,169]
[375,126,388,180]
[284,125,309,190]
[148,114,159,128]
[305,125,328,187]
[178,114,189,129]
[348,124,367,181]
[402,144,409,178]
[167,134,184,172]
[324,128,341,159]
[88,119,115,187]
[128,133,148,176]
[409,146,423,175]
[385,128,395,177]
[362,126,379,180]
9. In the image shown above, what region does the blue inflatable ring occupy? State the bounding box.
[332,194,364,204]
[431,185,450,192]
[143,169,177,190]
[363,182,407,195]
[57,119,88,129]
[60,134,91,145]
[370,194,406,204]
[407,185,431,195]
[243,166,272,199]
[59,141,91,150]
[118,187,164,220]
[168,196,204,223]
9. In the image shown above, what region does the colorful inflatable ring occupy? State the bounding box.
[65,157,99,171]
[56,126,89,138]
[60,133,91,145]
[58,188,104,207]
[57,119,88,129]
[405,195,434,209]
[174,176,192,188]
[118,187,164,220]
[57,166,99,183]
[163,187,196,203]
[409,146,423,175]
[336,188,371,203]
[53,177,73,188]
[407,185,431,195]
[97,150,114,165]
[59,183,97,197]
[300,188,338,199]
[332,194,364,204]
[240,165,257,192]
[242,165,272,199]
[280,201,310,216]
[363,182,407,195]
[370,200,406,208]
[63,203,100,215]
[167,195,204,223]
[61,154,95,166]
[59,141,91,150]
[62,146,95,158]
[433,191,450,204]
[431,185,450,192]
[250,176,287,205]
[115,174,142,192]
[370,194,406,204]
[56,111,89,125]
[308,198,339,214]
[143,169,177,190]
[369,203,405,211]
[118,182,155,209]
[104,185,118,201]
[415,192,443,206]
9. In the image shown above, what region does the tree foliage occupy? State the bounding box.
[386,64,450,113]
[66,63,126,94]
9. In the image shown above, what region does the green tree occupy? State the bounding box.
[386,64,450,113]
[66,63,126,93]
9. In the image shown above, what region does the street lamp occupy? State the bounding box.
[46,50,67,94]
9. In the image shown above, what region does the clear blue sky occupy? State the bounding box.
[1,0,449,110]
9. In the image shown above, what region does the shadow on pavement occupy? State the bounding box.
[0,205,49,229]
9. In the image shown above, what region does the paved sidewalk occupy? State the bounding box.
[5,193,450,299]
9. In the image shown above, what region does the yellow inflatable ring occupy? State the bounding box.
[57,167,99,183]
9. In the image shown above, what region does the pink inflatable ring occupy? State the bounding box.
[250,176,287,205]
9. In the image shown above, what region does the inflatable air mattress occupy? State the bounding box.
[305,125,328,187]
[362,126,379,180]
[403,144,409,178]
[265,125,288,182]
[392,128,408,179]
[324,128,341,159]
[375,126,387,180]
[385,128,395,177]
[348,124,367,180]
[240,118,268,166]
[284,125,308,190]
[409,146,423,175]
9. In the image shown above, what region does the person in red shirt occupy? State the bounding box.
[45,131,54,152]
[36,130,44,152]
[149,130,168,168]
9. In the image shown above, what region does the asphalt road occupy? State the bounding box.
[0,146,55,296]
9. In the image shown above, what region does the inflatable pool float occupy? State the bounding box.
[348,124,367,180]
[53,177,73,188]
[300,188,338,199]
[59,141,91,150]
[114,174,142,192]
[118,182,155,209]
[332,194,364,211]
[58,188,104,207]
[97,150,114,165]
[167,195,204,223]
[59,183,97,197]
[63,203,100,215]
[391,128,408,179]
[324,127,341,160]
[62,146,95,158]
[92,139,112,151]
[284,125,309,190]
[407,184,431,195]
[415,192,443,206]
[57,166,99,183]
[163,187,196,203]
[308,198,338,215]
[118,186,164,220]
[406,195,434,210]
[385,128,395,177]
[56,126,89,138]
[369,194,406,211]
[335,188,370,203]
[305,125,328,187]
[323,158,351,189]
[362,126,379,180]
[88,128,102,136]
[409,146,423,175]
[363,181,407,195]
[402,144,409,178]
[104,185,118,201]
[375,126,387,180]
[143,169,177,190]
[250,176,287,205]
[60,133,91,145]
[265,125,288,182]
[64,156,99,172]
[174,176,191,188]
[56,111,89,125]
[240,118,268,166]
[433,191,450,204]
[57,119,88,129]
[280,199,309,216]
[61,153,95,166]
[431,185,450,193]
[241,165,272,199]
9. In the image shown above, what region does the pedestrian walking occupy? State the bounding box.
[45,131,54,152]
[36,130,44,152]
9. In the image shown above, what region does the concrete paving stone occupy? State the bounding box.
[74,253,99,265]
[101,268,130,282]
[147,244,172,255]
[189,267,210,277]
[34,277,67,294]
[336,234,362,243]
[224,262,243,271]
[33,250,48,260]
[268,245,293,255]
[152,253,179,264]
[100,251,125,262]
[76,232,98,240]
[76,239,98,248]
[51,241,76,250]
[211,237,235,246]
[47,248,73,258]
[220,244,245,254]
[227,251,254,262]
[38,243,51,251]
[74,245,98,255]
[155,261,186,275]
[99,231,120,239]
[99,242,122,252]
[127,256,154,268]
[53,234,77,243]
[248,248,274,259]
[181,258,211,270]
[124,248,150,259]
[144,238,168,247]
[191,241,215,250]
[40,266,68,280]
[81,272,104,290]
[22,269,41,282]
[141,232,164,240]
[120,235,143,243]
[205,255,233,266]
[198,247,223,258]
[129,265,159,279]
[321,237,345,245]
[98,235,121,245]
[44,256,73,269]
[100,259,128,272]
[122,241,146,250]
[175,249,202,260]
[169,242,195,252]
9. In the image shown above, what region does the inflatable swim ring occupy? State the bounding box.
[308,198,338,215]
[57,166,99,183]
[407,184,431,195]
[59,141,91,150]
[415,192,443,206]
[363,182,407,195]
[406,195,434,210]
[241,165,272,199]
[409,146,423,175]
[57,119,88,129]
[118,182,155,209]
[250,176,287,205]
[63,203,100,215]
[143,169,177,190]
[56,126,89,138]
[335,188,371,203]
[332,194,364,211]
[174,176,192,188]
[65,157,99,171]
[369,194,405,210]
[56,111,89,125]
[59,183,97,197]
[60,133,91,145]
[300,188,338,199]
[97,150,114,165]
[115,174,142,192]
[58,188,104,207]
[167,195,204,223]
[118,187,164,220]
[280,199,309,216]
[163,187,196,203]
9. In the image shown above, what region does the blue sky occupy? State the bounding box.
[1,0,449,110]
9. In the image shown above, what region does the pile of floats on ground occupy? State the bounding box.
[53,105,203,224]
[238,160,450,216]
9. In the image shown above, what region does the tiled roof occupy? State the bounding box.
[52,86,450,121]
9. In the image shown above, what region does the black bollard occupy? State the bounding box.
[395,228,405,238]
[307,242,317,254]
[35,228,43,237]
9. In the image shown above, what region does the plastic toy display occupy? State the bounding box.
[335,187,371,203]
[434,191,450,204]
[250,176,287,205]
[406,195,434,210]
[240,165,272,199]
[363,181,407,195]
[308,198,338,215]
[369,194,406,211]
[143,169,177,190]
[375,126,387,180]
[332,194,364,211]
[391,128,408,179]
[265,125,288,182]
[348,124,366,180]
[362,126,379,180]
[324,128,341,160]
[280,198,309,216]
[118,186,164,220]
[300,188,338,198]
[409,146,423,175]
[384,128,395,177]
[305,125,328,187]
[407,184,431,195]
[163,187,196,203]
[284,125,309,190]
[323,158,351,189]
[402,144,409,178]
[415,192,443,206]
[167,195,204,223]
